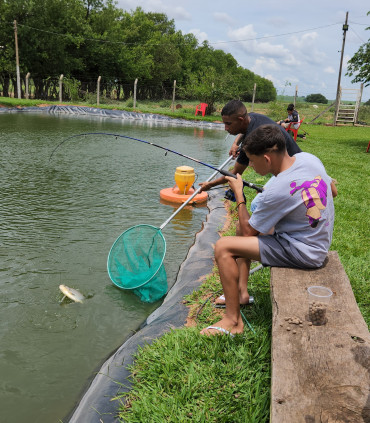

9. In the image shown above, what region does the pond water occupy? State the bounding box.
[0,112,231,423]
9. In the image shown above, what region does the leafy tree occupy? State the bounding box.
[346,11,370,86]
[0,1,277,102]
[305,93,328,104]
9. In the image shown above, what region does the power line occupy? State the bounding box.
[209,23,341,45]
[350,27,367,44]
[14,20,343,47]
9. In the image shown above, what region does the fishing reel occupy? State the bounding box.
[224,188,246,203]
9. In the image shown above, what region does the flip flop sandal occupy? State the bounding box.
[202,326,235,337]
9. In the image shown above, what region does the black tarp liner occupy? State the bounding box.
[0,105,223,129]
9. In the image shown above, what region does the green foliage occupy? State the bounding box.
[358,105,370,123]
[346,11,370,86]
[267,101,287,121]
[63,77,81,102]
[125,98,134,108]
[0,1,276,103]
[305,93,328,104]
[159,99,171,108]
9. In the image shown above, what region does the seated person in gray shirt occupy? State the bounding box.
[201,124,335,337]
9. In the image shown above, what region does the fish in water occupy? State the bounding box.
[59,284,85,303]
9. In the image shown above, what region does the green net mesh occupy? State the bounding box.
[107,224,167,303]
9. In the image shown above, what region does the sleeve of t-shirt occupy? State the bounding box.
[248,187,290,234]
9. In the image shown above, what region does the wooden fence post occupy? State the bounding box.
[25,72,31,99]
[294,85,298,107]
[59,74,64,103]
[14,20,21,99]
[251,83,257,112]
[97,75,101,105]
[133,78,138,109]
[171,80,176,112]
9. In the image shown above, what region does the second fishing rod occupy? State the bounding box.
[49,132,263,193]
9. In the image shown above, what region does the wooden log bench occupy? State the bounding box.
[270,251,370,423]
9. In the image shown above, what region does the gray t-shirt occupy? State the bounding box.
[249,152,335,264]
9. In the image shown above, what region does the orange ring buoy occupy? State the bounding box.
[159,186,208,204]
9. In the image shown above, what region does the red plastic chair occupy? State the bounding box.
[366,140,370,153]
[195,103,208,117]
[285,118,304,141]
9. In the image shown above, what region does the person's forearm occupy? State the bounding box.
[209,175,227,187]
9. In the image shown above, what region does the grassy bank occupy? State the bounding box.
[116,125,369,422]
[1,96,369,126]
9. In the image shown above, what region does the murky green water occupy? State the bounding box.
[0,112,230,423]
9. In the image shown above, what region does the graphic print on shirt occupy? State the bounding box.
[289,176,328,228]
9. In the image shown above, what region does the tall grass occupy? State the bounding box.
[116,125,369,422]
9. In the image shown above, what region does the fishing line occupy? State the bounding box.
[49,132,263,193]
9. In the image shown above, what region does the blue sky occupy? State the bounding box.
[116,0,370,102]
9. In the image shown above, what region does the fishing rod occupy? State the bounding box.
[49,132,263,193]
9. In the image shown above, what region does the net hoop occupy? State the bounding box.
[107,224,166,290]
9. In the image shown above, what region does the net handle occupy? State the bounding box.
[160,153,234,230]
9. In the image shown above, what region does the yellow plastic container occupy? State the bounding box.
[174,166,195,194]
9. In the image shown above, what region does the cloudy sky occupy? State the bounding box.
[116,0,370,102]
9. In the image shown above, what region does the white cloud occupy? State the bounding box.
[116,0,191,20]
[189,29,208,44]
[324,66,335,74]
[213,12,235,26]
[251,57,280,74]
[168,6,191,20]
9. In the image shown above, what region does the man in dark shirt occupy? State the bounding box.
[199,100,302,192]
[277,103,300,129]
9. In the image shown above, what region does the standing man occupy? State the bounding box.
[201,125,335,337]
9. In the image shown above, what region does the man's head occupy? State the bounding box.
[287,103,295,115]
[221,100,249,135]
[243,124,287,175]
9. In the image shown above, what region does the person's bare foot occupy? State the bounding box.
[200,316,244,336]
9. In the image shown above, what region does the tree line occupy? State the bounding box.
[0,0,276,111]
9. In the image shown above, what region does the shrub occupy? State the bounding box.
[305,93,328,104]
[159,100,171,108]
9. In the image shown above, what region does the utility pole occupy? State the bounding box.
[14,20,21,99]
[333,12,349,126]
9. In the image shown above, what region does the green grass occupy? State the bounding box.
[2,96,369,125]
[115,125,369,422]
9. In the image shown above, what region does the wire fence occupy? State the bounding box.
[0,73,283,106]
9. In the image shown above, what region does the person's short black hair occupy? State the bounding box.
[287,103,295,111]
[244,124,286,156]
[221,100,247,116]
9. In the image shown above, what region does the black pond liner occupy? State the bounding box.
[66,188,227,423]
[0,104,224,129]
